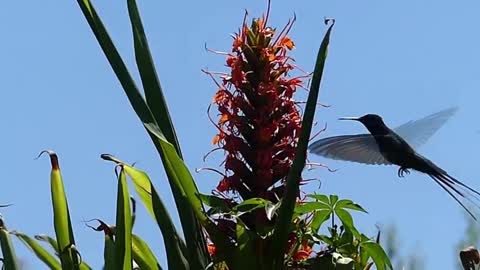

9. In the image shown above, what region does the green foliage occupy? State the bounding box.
[0,1,396,270]
[270,19,335,270]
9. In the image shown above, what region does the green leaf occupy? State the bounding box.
[233,220,257,269]
[114,168,133,270]
[13,232,61,269]
[232,198,270,214]
[335,199,368,213]
[132,234,162,270]
[103,234,115,270]
[306,194,330,205]
[198,194,231,212]
[294,202,331,215]
[77,1,208,265]
[34,234,60,254]
[126,0,182,157]
[43,151,79,270]
[329,195,339,206]
[124,165,189,269]
[334,208,360,238]
[0,220,19,270]
[270,20,335,269]
[360,242,393,270]
[140,126,234,260]
[311,210,332,233]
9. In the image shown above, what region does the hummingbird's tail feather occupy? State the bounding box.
[428,174,478,220]
[426,166,480,221]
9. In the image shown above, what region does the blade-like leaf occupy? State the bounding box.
[77,1,208,265]
[34,234,60,254]
[271,20,335,269]
[13,232,61,269]
[42,151,79,270]
[126,0,182,156]
[360,242,393,270]
[33,234,93,269]
[103,156,190,269]
[0,220,19,270]
[114,168,133,270]
[132,234,162,270]
[140,126,235,261]
[103,234,115,270]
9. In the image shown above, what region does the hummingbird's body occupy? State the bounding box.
[357,115,429,175]
[309,109,480,220]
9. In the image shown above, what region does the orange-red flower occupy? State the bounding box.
[207,243,216,256]
[293,243,313,261]
[209,12,303,201]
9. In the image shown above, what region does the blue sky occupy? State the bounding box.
[2,0,480,269]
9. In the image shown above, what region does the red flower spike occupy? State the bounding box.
[209,10,304,198]
[205,6,313,261]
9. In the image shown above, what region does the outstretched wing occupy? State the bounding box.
[393,106,458,148]
[308,134,391,165]
[308,106,458,165]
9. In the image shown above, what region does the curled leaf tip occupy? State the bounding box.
[101,154,126,166]
[36,150,60,170]
[100,153,116,162]
[324,17,335,26]
[33,234,50,241]
[84,219,114,236]
[114,164,124,178]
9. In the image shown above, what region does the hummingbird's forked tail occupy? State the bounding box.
[425,160,480,220]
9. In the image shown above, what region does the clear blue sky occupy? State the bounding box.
[1,0,480,269]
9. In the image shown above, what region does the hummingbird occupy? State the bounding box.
[308,107,480,220]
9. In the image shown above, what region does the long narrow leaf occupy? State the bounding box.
[102,155,189,269]
[132,234,162,270]
[0,220,19,270]
[126,0,182,157]
[360,242,393,270]
[271,20,335,269]
[104,233,116,270]
[77,2,208,265]
[34,234,60,254]
[114,167,133,270]
[13,232,61,269]
[125,165,189,269]
[42,151,79,270]
[143,125,234,259]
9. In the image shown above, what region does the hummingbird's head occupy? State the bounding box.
[339,114,388,133]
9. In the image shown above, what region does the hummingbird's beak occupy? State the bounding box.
[338,117,360,121]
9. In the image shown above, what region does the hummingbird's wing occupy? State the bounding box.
[308,134,391,165]
[393,106,458,149]
[308,107,458,164]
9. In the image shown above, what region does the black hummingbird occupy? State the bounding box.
[308,107,480,220]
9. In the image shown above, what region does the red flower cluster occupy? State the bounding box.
[286,233,314,262]
[211,13,303,201]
